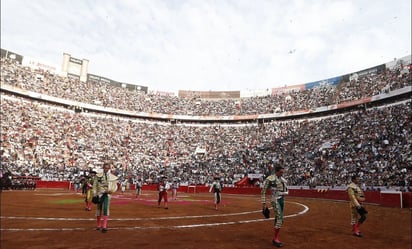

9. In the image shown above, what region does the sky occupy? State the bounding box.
[1,0,411,93]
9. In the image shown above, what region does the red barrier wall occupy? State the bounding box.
[35,181,411,208]
[402,192,412,208]
[36,181,71,189]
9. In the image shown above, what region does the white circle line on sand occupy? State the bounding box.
[0,202,309,231]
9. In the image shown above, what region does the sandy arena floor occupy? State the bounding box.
[0,189,410,249]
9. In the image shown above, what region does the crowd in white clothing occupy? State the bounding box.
[0,57,411,191]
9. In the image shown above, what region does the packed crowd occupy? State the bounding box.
[1,57,410,116]
[0,92,410,190]
[0,56,411,191]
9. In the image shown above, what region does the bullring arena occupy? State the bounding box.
[0,186,411,249]
[1,48,411,249]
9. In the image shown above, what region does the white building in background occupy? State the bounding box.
[61,53,89,82]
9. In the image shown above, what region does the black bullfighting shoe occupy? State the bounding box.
[272,240,283,247]
[353,232,363,237]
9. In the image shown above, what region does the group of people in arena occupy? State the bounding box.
[0,56,411,192]
[1,94,410,192]
[1,57,410,116]
[0,169,37,190]
[0,56,408,246]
